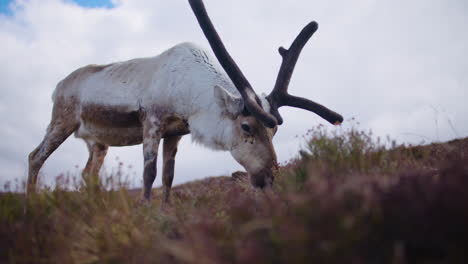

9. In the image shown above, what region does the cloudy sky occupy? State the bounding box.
[1,0,466,190]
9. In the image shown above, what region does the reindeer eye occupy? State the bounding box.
[241,124,251,133]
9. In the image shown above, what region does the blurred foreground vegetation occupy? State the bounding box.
[1,126,468,263]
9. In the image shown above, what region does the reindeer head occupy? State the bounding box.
[189,0,343,188]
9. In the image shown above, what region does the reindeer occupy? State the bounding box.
[28,0,343,203]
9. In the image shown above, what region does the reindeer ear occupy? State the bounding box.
[214,85,244,115]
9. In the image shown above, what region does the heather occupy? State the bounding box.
[1,127,467,263]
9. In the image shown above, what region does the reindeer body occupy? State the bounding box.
[61,43,238,149]
[28,42,258,201]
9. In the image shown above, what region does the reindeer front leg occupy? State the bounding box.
[162,135,182,205]
[142,115,162,201]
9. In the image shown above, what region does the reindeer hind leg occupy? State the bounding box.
[28,100,78,193]
[82,140,108,186]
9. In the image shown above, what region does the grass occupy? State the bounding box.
[1,126,467,263]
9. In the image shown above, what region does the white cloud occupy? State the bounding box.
[0,0,467,190]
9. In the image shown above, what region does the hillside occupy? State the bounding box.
[1,128,467,264]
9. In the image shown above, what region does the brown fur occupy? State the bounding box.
[161,116,190,138]
[58,64,113,92]
[81,104,141,128]
[82,142,108,180]
[83,64,114,74]
[28,97,79,192]
[162,136,182,203]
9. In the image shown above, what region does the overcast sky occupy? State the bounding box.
[1,0,467,190]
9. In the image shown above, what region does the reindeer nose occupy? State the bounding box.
[251,175,267,188]
[250,168,274,189]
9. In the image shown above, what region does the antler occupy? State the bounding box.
[267,22,343,125]
[188,0,277,128]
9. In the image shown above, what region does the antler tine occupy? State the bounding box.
[188,0,277,128]
[270,22,318,102]
[267,21,343,125]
